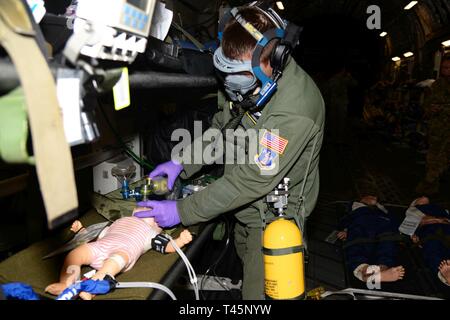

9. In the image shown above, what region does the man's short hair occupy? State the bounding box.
[222,7,279,63]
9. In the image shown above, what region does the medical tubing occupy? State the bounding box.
[115,282,177,300]
[166,234,200,300]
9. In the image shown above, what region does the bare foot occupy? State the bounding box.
[420,215,450,226]
[439,260,450,284]
[79,291,94,300]
[45,282,68,296]
[360,196,378,206]
[379,266,405,282]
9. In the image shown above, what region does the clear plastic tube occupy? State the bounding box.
[115,282,177,300]
[166,234,200,300]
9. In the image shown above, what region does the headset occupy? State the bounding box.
[215,1,302,110]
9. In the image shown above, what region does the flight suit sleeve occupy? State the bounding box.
[179,94,226,179]
[177,112,318,226]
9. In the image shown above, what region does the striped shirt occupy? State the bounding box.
[87,217,159,272]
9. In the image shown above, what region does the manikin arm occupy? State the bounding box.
[165,229,193,253]
[133,206,193,253]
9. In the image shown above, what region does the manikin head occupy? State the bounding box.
[360,195,378,206]
[413,196,430,206]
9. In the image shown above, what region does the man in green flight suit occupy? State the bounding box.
[416,54,450,195]
[135,4,325,300]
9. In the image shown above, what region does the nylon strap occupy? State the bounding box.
[171,22,205,51]
[0,1,78,229]
[262,245,304,256]
[266,292,305,300]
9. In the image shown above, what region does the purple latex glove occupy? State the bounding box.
[149,160,183,190]
[134,200,181,228]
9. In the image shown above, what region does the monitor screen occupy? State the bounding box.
[127,0,148,11]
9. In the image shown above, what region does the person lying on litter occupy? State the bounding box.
[403,197,450,286]
[338,196,405,284]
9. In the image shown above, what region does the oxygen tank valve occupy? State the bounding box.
[266,177,290,216]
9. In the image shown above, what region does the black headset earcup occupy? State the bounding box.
[271,43,289,70]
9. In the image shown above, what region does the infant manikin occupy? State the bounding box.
[45,207,192,300]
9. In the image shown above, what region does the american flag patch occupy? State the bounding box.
[260,131,289,155]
